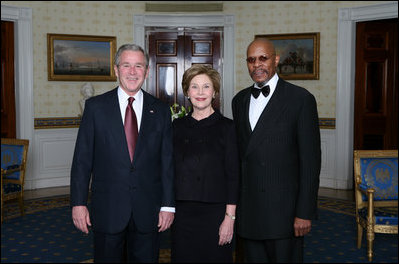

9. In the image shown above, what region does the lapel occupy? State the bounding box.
[132,90,158,165]
[245,79,289,157]
[238,87,253,141]
[104,88,132,162]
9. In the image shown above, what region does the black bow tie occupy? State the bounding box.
[251,85,270,99]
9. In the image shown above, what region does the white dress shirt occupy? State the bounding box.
[249,73,279,131]
[118,87,143,130]
[117,87,175,213]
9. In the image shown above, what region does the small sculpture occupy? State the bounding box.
[80,82,94,114]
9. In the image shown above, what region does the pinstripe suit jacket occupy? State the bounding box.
[232,78,321,240]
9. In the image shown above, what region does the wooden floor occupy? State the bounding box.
[24,186,354,201]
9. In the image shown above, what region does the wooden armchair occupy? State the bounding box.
[1,138,29,223]
[353,150,398,262]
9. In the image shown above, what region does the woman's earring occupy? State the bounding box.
[187,96,190,100]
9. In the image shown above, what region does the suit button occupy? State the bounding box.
[130,166,135,172]
[197,177,201,181]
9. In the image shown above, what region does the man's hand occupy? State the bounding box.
[72,206,91,234]
[294,217,311,237]
[158,211,174,232]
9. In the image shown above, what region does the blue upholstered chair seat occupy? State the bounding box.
[359,184,398,201]
[359,207,398,225]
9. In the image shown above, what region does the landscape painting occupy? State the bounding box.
[48,34,116,81]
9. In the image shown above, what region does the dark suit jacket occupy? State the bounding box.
[70,88,174,234]
[232,78,321,240]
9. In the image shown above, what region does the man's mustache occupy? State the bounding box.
[250,68,269,77]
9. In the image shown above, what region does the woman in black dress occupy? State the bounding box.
[171,65,240,262]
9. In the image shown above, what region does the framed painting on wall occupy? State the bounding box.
[47,34,117,81]
[255,32,320,80]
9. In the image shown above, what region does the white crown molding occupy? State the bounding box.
[347,2,398,22]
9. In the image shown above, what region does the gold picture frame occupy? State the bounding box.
[255,32,320,80]
[47,34,117,81]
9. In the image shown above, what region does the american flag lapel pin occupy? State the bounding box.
[149,109,154,114]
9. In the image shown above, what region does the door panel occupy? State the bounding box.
[354,19,398,150]
[185,32,221,110]
[1,20,16,138]
[148,30,221,110]
[157,64,177,105]
[148,32,184,108]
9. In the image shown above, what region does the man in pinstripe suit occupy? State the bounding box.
[232,38,321,263]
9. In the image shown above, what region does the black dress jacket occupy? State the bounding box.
[232,78,321,240]
[173,110,239,204]
[71,88,174,234]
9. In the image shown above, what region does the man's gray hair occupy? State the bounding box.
[114,44,149,68]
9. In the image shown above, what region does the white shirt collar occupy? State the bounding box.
[118,87,143,105]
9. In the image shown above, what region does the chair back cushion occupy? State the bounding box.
[359,157,398,201]
[1,144,25,180]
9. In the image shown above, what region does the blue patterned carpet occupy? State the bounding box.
[1,196,397,263]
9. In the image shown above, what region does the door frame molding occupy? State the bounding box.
[336,2,397,189]
[1,5,34,182]
[134,14,235,118]
[1,5,34,143]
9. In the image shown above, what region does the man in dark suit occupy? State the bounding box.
[232,38,321,262]
[71,44,175,263]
